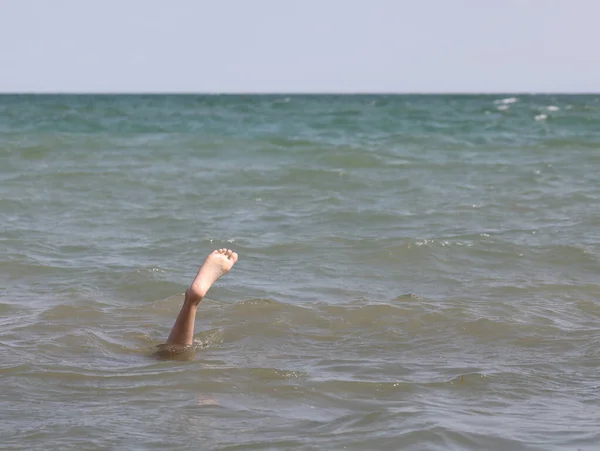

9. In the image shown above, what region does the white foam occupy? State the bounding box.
[547,105,559,111]
[494,97,519,105]
[534,114,547,121]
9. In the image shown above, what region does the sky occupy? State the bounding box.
[0,0,598,93]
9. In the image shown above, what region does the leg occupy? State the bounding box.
[166,248,238,346]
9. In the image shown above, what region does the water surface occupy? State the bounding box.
[1,94,600,450]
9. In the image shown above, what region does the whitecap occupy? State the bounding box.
[534,114,547,121]
[547,105,559,111]
[497,105,510,111]
[494,97,518,105]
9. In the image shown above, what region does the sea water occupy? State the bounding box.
[1,94,600,450]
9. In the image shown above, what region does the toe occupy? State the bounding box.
[231,252,239,263]
[225,249,233,258]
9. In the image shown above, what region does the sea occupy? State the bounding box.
[1,94,600,450]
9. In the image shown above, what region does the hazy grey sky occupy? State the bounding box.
[1,0,598,93]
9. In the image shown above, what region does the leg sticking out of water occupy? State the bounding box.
[166,249,238,346]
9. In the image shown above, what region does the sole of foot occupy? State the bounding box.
[185,248,238,306]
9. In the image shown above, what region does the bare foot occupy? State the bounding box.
[185,248,238,306]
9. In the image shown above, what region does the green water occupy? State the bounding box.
[1,94,600,450]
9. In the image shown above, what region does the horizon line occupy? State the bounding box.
[0,91,599,96]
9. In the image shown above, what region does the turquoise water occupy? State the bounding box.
[1,94,600,450]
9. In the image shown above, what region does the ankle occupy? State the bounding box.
[184,289,203,307]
